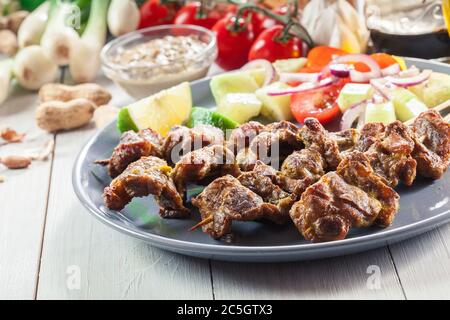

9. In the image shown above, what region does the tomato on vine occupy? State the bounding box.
[138,0,180,29]
[212,15,255,70]
[248,25,303,62]
[174,2,227,30]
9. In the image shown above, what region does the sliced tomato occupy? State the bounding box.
[290,79,348,125]
[307,46,347,67]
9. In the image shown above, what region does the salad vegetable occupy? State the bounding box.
[107,0,139,37]
[0,59,13,105]
[256,82,293,121]
[187,107,238,131]
[17,1,49,48]
[210,71,259,106]
[217,93,262,124]
[364,101,396,125]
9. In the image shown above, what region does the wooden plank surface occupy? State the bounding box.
[35,76,213,299]
[211,247,405,300]
[389,226,450,299]
[0,85,55,299]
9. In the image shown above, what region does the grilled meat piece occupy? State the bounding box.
[330,128,360,154]
[238,162,296,218]
[299,118,342,170]
[172,145,241,193]
[235,122,303,170]
[279,149,326,195]
[162,124,224,163]
[337,151,400,227]
[96,128,163,178]
[192,175,288,239]
[103,156,189,218]
[227,121,266,154]
[358,121,417,187]
[411,110,450,179]
[290,172,382,242]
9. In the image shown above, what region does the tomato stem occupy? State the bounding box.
[230,0,314,48]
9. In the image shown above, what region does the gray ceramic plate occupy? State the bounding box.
[73,58,450,262]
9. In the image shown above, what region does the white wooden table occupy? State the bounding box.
[1,68,450,300]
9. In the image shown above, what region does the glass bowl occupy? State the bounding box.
[101,25,217,99]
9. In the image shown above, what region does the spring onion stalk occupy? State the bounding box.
[13,45,58,90]
[17,1,50,48]
[69,0,110,83]
[41,0,80,66]
[0,59,13,105]
[107,0,140,37]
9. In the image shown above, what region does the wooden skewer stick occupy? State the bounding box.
[189,215,213,231]
[404,99,450,126]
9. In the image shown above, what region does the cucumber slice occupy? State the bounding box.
[217,93,262,124]
[392,88,428,122]
[255,82,293,121]
[273,58,307,73]
[337,83,373,112]
[364,101,396,125]
[187,107,239,131]
[210,72,259,106]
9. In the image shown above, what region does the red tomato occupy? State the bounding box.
[307,46,347,67]
[138,0,179,29]
[212,15,255,70]
[248,25,302,62]
[174,2,225,29]
[290,79,348,125]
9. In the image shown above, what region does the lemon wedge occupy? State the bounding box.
[117,82,192,136]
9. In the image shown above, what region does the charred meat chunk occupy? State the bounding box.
[192,175,288,239]
[162,125,224,163]
[411,110,450,179]
[299,118,342,170]
[172,145,241,193]
[96,128,163,178]
[227,121,266,154]
[235,122,303,170]
[103,156,189,218]
[358,121,417,187]
[290,172,382,242]
[238,162,296,218]
[337,151,400,227]
[330,128,360,154]
[279,149,326,195]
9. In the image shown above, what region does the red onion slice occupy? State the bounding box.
[279,72,321,83]
[340,101,367,130]
[241,59,276,87]
[329,63,351,78]
[398,66,420,78]
[381,63,401,77]
[267,77,335,96]
[386,69,432,87]
[334,54,381,83]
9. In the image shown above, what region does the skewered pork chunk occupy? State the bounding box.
[299,118,342,170]
[238,161,296,218]
[172,145,241,193]
[162,124,224,163]
[337,151,400,227]
[290,172,382,242]
[290,151,399,242]
[235,121,304,170]
[358,121,417,187]
[96,128,163,178]
[191,175,288,239]
[227,121,266,154]
[330,128,360,154]
[103,156,189,218]
[410,110,450,179]
[279,149,326,195]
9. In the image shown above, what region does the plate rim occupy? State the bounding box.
[72,57,450,259]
